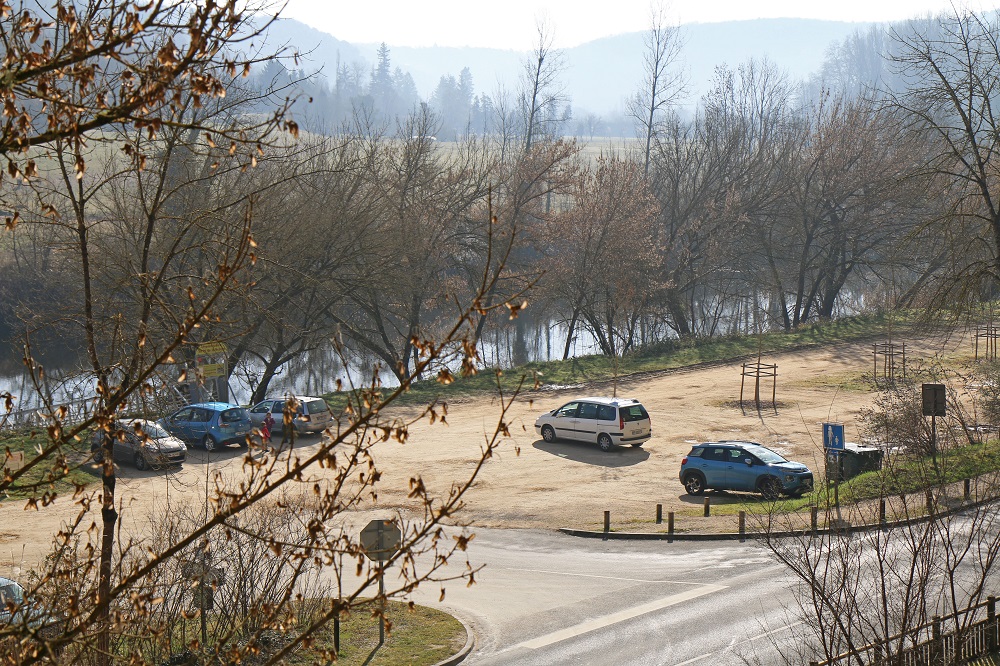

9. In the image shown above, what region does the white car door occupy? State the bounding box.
[552,402,581,441]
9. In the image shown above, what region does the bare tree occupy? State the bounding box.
[520,19,568,153]
[627,3,685,176]
[890,10,1000,296]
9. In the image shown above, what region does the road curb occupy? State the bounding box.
[431,615,474,666]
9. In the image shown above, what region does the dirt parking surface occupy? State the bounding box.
[0,331,968,570]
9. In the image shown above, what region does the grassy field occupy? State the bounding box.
[0,429,96,501]
[289,600,466,666]
[323,311,922,410]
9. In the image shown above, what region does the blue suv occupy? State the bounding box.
[159,402,253,451]
[679,441,813,499]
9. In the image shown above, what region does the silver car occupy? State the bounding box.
[248,396,334,435]
[92,419,187,470]
[534,397,652,451]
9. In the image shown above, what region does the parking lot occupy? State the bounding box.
[0,331,965,568]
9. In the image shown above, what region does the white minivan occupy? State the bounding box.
[534,397,652,451]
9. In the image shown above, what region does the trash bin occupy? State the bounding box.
[826,443,883,482]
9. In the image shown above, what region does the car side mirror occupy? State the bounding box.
[744,458,753,466]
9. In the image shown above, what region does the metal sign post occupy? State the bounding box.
[824,423,845,511]
[360,519,402,647]
[922,383,946,462]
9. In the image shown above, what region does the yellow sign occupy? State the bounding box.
[197,341,228,356]
[199,363,226,379]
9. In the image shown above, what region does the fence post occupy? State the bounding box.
[989,596,997,652]
[656,503,662,524]
[964,478,971,502]
[926,490,934,516]
[879,498,886,530]
[739,511,745,543]
[932,615,941,664]
[604,510,610,536]
[704,497,711,517]
[811,506,818,535]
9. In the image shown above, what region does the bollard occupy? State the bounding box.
[811,506,818,534]
[667,512,674,543]
[739,511,745,543]
[926,490,934,516]
[334,614,340,654]
[604,510,610,534]
[656,503,662,524]
[964,478,971,502]
[879,498,886,528]
[703,497,711,517]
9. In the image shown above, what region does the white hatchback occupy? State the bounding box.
[534,397,652,451]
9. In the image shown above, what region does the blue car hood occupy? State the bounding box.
[773,461,810,473]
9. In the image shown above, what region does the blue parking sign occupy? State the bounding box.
[823,423,845,450]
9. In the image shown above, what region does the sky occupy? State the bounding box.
[282,0,1000,50]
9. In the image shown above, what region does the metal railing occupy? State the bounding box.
[813,596,999,665]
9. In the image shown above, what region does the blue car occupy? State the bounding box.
[679,441,813,499]
[159,402,253,451]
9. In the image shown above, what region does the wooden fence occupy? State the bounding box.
[813,596,999,665]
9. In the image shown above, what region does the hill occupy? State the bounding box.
[267,17,870,115]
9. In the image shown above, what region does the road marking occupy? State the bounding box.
[746,620,803,642]
[673,654,714,666]
[516,583,727,650]
[514,568,684,584]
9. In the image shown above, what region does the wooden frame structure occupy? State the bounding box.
[975,324,1000,361]
[740,360,777,409]
[873,342,906,381]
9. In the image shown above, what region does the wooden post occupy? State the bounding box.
[703,497,711,517]
[931,615,941,664]
[879,498,886,529]
[964,478,971,502]
[811,506,818,534]
[739,511,745,543]
[989,596,997,652]
[656,503,662,524]
[667,512,674,543]
[926,490,934,516]
[604,510,610,535]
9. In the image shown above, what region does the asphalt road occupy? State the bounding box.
[403,528,808,666]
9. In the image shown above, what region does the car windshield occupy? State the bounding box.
[0,581,24,605]
[304,399,329,414]
[746,445,787,464]
[141,423,170,439]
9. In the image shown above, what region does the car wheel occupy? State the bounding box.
[683,472,706,496]
[541,425,556,443]
[134,451,148,471]
[202,435,217,452]
[598,433,613,452]
[758,476,782,501]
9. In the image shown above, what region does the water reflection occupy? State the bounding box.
[0,316,601,412]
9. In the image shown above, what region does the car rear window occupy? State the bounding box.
[688,447,705,457]
[304,399,329,415]
[619,404,649,422]
[220,408,249,423]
